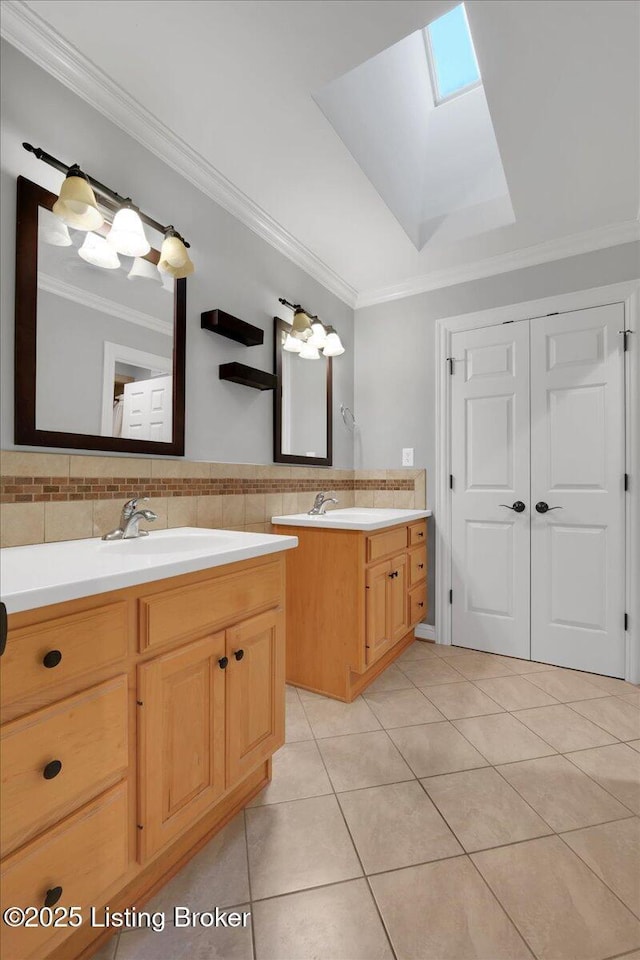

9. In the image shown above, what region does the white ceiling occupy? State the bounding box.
[7,0,640,306]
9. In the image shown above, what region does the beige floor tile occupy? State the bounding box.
[396,640,439,662]
[498,657,558,674]
[245,795,362,900]
[116,904,253,959]
[398,657,463,686]
[249,741,332,806]
[363,663,414,694]
[364,688,445,728]
[91,934,119,960]
[498,754,630,831]
[451,654,518,680]
[301,695,380,739]
[284,698,313,742]
[526,670,604,702]
[513,703,618,752]
[389,721,489,777]
[472,835,640,960]
[571,671,639,696]
[252,879,393,960]
[570,697,640,741]
[338,780,462,873]
[562,818,640,917]
[629,740,640,752]
[453,713,556,764]
[423,767,552,852]
[435,644,486,658]
[317,730,414,792]
[475,675,558,711]
[621,692,640,709]
[422,681,504,720]
[567,744,640,814]
[370,856,533,960]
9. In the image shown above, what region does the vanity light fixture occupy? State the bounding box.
[278,297,345,358]
[38,207,72,246]
[299,340,321,360]
[283,333,302,353]
[128,256,162,282]
[78,232,121,269]
[22,142,194,274]
[308,320,329,349]
[322,326,345,357]
[52,164,104,231]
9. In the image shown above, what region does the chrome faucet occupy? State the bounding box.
[308,492,339,516]
[102,497,158,540]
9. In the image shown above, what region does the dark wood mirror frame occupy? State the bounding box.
[273,315,332,467]
[14,175,186,455]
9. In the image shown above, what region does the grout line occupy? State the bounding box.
[556,829,640,923]
[465,852,540,959]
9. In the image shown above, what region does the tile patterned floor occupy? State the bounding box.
[96,643,640,960]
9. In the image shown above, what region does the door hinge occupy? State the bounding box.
[624,473,630,492]
[620,329,633,351]
[624,613,629,632]
[449,589,453,605]
[449,474,454,490]
[446,357,455,375]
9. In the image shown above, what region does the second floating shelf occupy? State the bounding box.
[219,363,277,391]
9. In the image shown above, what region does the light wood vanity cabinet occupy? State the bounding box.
[274,517,428,701]
[0,554,286,960]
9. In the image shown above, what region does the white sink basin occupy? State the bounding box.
[0,527,298,614]
[271,507,431,531]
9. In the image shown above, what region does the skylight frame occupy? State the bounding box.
[424,3,481,106]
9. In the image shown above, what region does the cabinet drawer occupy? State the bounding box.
[0,783,128,960]
[1,676,128,857]
[408,521,427,546]
[139,560,282,651]
[1,603,128,721]
[408,545,427,586]
[409,584,427,624]
[366,526,407,563]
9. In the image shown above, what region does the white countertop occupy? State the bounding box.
[0,527,298,614]
[271,507,432,531]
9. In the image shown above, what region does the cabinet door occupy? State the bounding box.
[226,609,284,785]
[137,633,226,860]
[388,553,409,643]
[365,559,392,666]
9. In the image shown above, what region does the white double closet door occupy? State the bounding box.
[450,303,626,677]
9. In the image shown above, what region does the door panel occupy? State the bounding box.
[366,559,392,665]
[530,304,625,676]
[388,553,408,643]
[451,321,531,657]
[226,609,284,783]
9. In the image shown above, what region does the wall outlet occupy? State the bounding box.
[402,447,414,467]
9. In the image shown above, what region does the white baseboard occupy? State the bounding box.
[415,623,436,641]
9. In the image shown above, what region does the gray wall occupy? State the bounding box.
[354,241,640,624]
[0,41,355,466]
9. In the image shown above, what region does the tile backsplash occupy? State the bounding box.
[0,451,427,547]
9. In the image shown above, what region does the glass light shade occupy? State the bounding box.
[52,173,104,231]
[283,333,302,353]
[78,232,120,269]
[308,321,328,348]
[323,332,345,356]
[291,307,313,340]
[128,257,162,282]
[107,207,150,257]
[299,341,320,360]
[158,254,194,279]
[159,233,189,268]
[39,208,72,246]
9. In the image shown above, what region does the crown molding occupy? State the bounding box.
[355,219,640,308]
[1,1,358,308]
[38,272,174,336]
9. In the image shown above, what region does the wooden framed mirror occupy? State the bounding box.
[273,316,332,466]
[14,176,186,455]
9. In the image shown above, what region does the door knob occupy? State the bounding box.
[535,502,563,514]
[499,501,526,513]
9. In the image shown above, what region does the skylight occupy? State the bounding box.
[426,4,480,104]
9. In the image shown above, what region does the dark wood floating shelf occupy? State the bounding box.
[219,363,277,391]
[201,308,264,346]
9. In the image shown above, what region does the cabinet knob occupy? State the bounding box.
[44,886,63,908]
[417,530,424,537]
[417,601,425,608]
[43,760,63,780]
[234,649,244,661]
[417,563,424,569]
[218,656,229,669]
[42,650,62,669]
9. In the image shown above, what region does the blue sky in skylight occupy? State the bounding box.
[427,4,480,101]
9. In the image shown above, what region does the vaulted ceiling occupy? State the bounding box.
[4,0,639,306]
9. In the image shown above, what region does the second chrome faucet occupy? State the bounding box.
[102,497,158,540]
[308,492,339,516]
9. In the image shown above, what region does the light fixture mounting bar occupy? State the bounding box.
[22,142,190,247]
[278,297,318,320]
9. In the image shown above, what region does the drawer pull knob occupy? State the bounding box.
[44,887,63,908]
[43,760,63,780]
[234,649,245,661]
[42,650,62,669]
[417,531,424,537]
[218,656,229,669]
[388,571,398,579]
